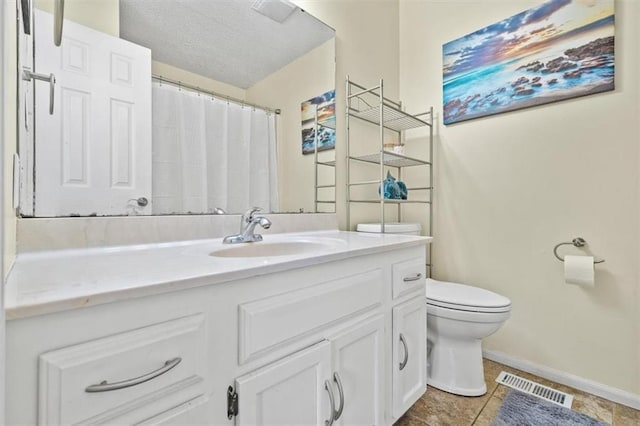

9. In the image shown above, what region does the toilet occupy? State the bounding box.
[356,223,511,396]
[426,278,511,396]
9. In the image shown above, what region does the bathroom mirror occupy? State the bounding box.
[20,0,336,217]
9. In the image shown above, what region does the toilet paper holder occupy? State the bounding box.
[553,237,605,264]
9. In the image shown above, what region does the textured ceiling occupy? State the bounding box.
[119,0,335,89]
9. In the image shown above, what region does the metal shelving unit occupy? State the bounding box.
[346,76,434,274]
[314,105,336,213]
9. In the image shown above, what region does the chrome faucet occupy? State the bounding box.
[223,207,272,244]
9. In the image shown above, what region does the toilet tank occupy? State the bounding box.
[356,222,421,236]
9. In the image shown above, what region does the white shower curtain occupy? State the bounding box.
[152,81,278,214]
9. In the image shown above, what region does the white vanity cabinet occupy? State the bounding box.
[235,314,386,425]
[234,340,333,425]
[5,235,428,425]
[329,314,386,425]
[392,297,428,418]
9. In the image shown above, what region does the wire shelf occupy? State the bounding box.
[347,104,431,132]
[351,151,430,167]
[348,199,431,204]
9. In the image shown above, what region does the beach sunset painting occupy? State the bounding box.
[443,0,614,125]
[301,90,336,155]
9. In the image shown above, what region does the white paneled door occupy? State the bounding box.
[34,10,151,216]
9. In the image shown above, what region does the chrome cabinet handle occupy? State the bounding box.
[22,70,56,115]
[403,273,422,282]
[333,372,344,420]
[85,357,181,393]
[324,379,336,426]
[399,333,409,371]
[54,0,65,46]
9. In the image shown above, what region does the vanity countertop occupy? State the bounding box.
[5,230,432,320]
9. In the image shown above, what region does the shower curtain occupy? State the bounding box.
[151,81,279,214]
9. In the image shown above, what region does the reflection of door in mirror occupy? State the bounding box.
[35,10,152,216]
[21,0,336,217]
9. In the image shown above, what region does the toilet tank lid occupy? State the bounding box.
[426,278,511,309]
[356,222,421,233]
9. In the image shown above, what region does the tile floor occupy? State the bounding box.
[395,358,640,426]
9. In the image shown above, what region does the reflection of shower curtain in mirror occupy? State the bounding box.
[151,82,278,214]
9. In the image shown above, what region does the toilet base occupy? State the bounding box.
[427,335,487,396]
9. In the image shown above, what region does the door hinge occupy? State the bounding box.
[227,385,239,419]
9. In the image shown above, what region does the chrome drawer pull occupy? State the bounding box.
[333,372,344,420]
[403,273,422,282]
[324,379,336,426]
[399,333,409,370]
[85,357,181,393]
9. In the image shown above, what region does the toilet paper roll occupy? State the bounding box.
[564,255,594,287]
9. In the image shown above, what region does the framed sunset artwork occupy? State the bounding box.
[443,0,614,125]
[301,90,336,155]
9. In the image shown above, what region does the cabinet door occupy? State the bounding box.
[235,340,333,425]
[330,315,385,426]
[392,297,427,419]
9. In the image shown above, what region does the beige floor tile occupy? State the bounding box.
[481,358,503,395]
[482,358,507,383]
[405,358,627,426]
[569,391,614,424]
[472,396,502,426]
[408,386,491,426]
[613,403,640,426]
[393,413,429,426]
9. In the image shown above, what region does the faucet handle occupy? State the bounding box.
[243,207,262,222]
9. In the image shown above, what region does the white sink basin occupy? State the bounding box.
[210,241,331,258]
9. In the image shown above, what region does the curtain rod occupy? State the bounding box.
[151,74,281,115]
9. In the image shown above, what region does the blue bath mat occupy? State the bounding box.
[492,390,609,426]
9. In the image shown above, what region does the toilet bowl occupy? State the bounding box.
[426,278,511,396]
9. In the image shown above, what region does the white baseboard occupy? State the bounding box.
[483,349,640,410]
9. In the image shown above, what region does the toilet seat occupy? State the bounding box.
[426,278,511,313]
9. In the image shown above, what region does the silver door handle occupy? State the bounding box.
[324,379,336,426]
[54,0,65,46]
[403,273,422,282]
[85,357,181,392]
[399,333,409,370]
[22,70,55,115]
[333,372,344,420]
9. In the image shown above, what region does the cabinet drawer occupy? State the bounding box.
[239,269,384,363]
[393,257,425,299]
[38,314,207,425]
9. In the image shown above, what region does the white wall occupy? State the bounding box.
[292,0,401,229]
[399,0,640,396]
[1,0,7,419]
[4,1,16,279]
[34,0,119,36]
[247,40,335,214]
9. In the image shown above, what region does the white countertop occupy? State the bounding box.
[6,230,432,320]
